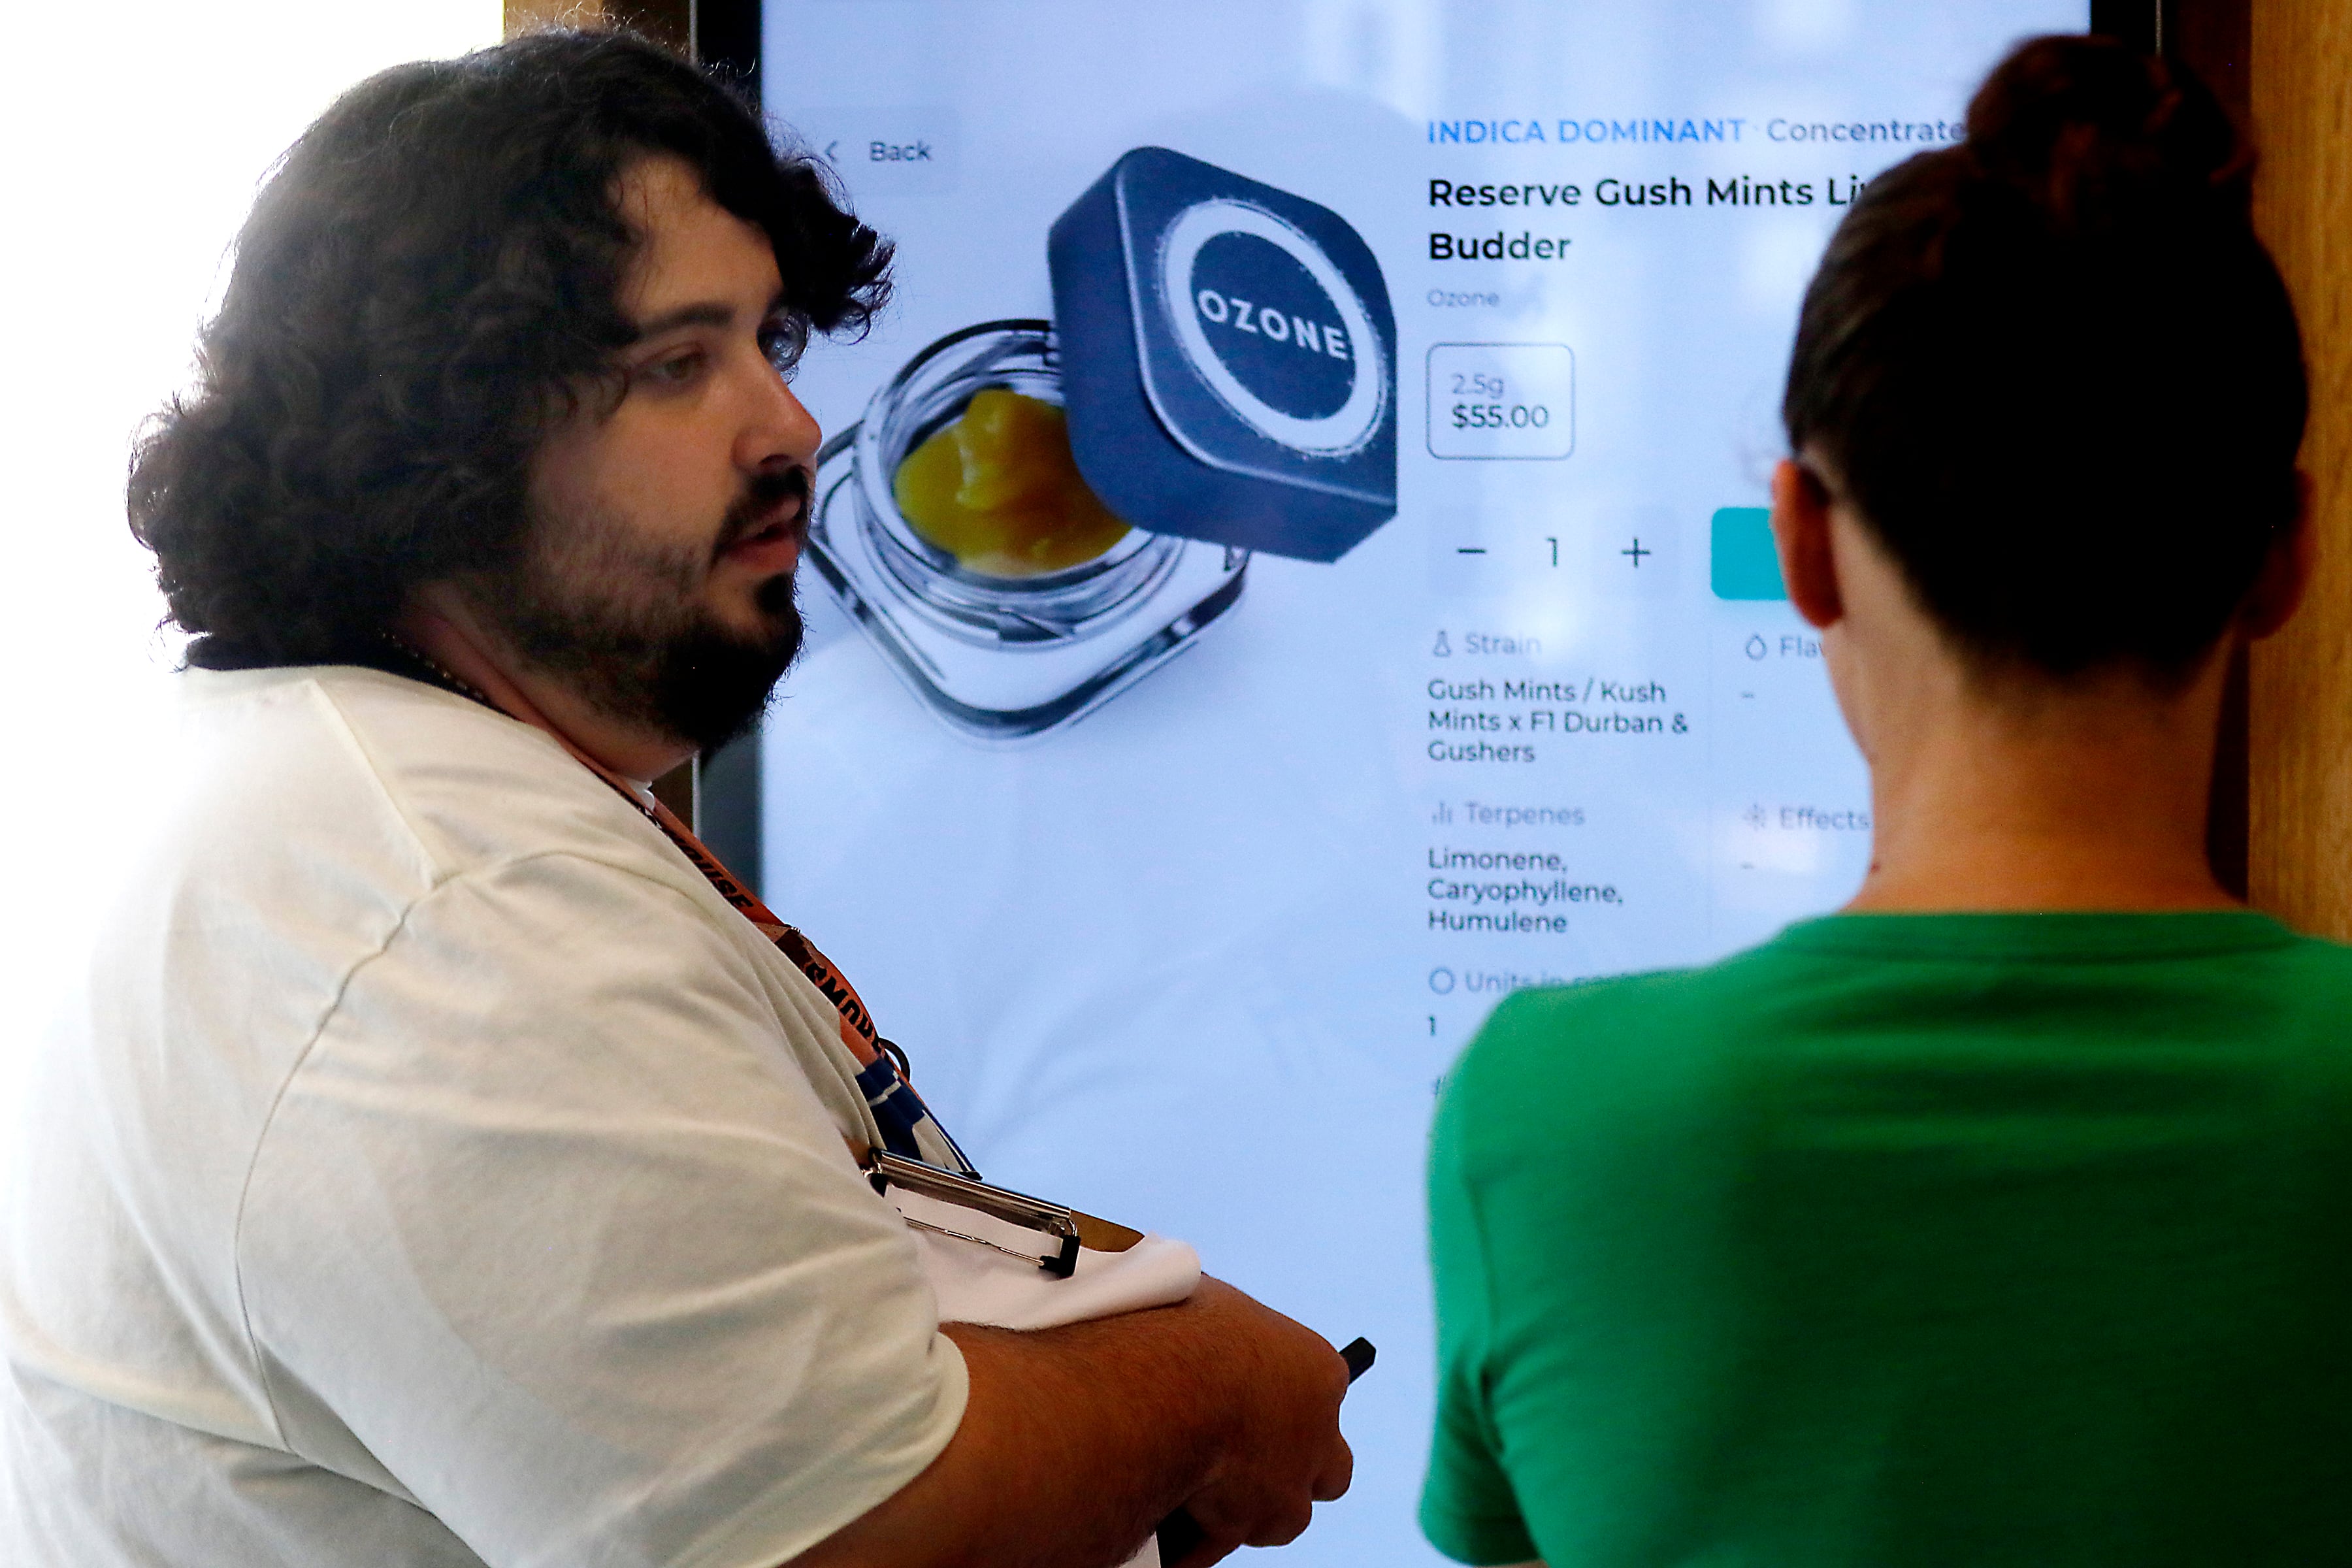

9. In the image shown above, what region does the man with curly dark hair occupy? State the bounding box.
[0,30,1349,1568]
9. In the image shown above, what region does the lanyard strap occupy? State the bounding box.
[387,617,974,1175]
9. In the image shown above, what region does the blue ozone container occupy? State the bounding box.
[1049,147,1398,563]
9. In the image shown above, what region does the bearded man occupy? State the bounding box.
[0,31,1348,1568]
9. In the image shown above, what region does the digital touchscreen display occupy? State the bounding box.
[762,4,2082,1558]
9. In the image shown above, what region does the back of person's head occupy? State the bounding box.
[1783,35,2304,687]
[131,28,890,669]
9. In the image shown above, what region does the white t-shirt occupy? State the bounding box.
[0,666,968,1567]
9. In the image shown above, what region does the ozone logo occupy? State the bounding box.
[1158,199,1386,456]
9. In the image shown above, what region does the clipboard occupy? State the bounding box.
[864,1147,1144,1277]
[862,1144,1365,1568]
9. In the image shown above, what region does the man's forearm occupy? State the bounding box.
[928,1309,1232,1563]
[787,1277,1321,1568]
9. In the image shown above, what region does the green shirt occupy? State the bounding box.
[1422,912,2352,1567]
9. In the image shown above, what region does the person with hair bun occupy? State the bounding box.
[1423,35,2347,1567]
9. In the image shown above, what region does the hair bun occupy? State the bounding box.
[1964,35,2246,233]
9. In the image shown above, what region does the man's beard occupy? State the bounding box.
[476,469,808,756]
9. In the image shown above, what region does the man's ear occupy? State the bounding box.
[2240,470,2315,640]
[1770,457,1843,631]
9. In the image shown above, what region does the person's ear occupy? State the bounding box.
[1771,457,1843,630]
[2240,470,2314,640]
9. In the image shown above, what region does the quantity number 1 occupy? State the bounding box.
[1427,342,1576,461]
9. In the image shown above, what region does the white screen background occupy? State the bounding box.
[761,3,2082,1560]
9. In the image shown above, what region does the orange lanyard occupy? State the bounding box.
[384,619,969,1172]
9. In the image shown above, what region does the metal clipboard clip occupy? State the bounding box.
[864,1148,1143,1279]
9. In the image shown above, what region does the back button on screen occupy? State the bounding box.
[802,106,959,195]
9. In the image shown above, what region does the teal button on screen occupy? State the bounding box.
[1710,507,1784,600]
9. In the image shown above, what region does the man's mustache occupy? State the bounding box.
[715,466,812,553]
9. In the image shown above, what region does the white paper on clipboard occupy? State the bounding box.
[890,1185,1200,1330]
[881,1175,1200,1568]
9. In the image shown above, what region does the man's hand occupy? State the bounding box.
[1160,1278,1353,1567]
[785,1276,1352,1568]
